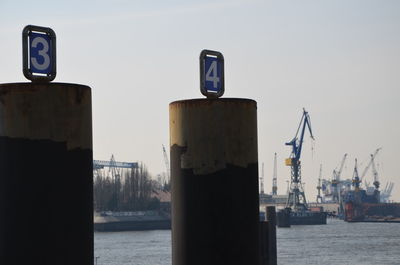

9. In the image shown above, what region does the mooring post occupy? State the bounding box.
[169,98,260,265]
[266,206,277,265]
[0,83,93,265]
[259,221,269,265]
[277,208,291,228]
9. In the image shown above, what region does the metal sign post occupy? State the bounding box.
[200,49,224,98]
[22,25,56,82]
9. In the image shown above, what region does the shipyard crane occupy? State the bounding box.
[286,180,290,195]
[383,182,389,195]
[259,162,265,194]
[388,183,394,199]
[380,182,389,202]
[352,159,361,192]
[370,154,380,190]
[381,182,394,202]
[364,179,371,189]
[360,148,381,183]
[285,108,314,211]
[332,153,347,202]
[334,153,348,182]
[316,164,323,203]
[321,178,328,195]
[272,153,277,195]
[162,144,171,190]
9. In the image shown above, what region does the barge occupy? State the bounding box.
[94,211,171,232]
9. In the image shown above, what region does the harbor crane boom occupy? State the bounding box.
[334,153,348,182]
[332,153,347,202]
[371,154,380,190]
[360,148,381,182]
[286,108,314,162]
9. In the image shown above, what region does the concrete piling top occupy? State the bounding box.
[0,82,92,150]
[169,98,257,175]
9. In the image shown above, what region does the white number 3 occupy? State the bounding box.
[31,37,50,71]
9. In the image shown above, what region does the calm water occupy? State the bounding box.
[94,219,400,265]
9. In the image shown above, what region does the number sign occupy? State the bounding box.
[200,50,224,98]
[23,25,56,82]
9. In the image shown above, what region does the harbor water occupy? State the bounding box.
[94,219,400,265]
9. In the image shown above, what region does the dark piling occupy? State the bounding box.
[0,83,93,265]
[169,98,260,265]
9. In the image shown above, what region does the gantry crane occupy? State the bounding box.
[285,108,314,211]
[93,158,138,170]
[93,155,138,211]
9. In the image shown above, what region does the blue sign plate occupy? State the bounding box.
[23,25,56,82]
[29,32,52,74]
[200,50,224,98]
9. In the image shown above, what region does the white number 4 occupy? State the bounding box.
[206,61,220,89]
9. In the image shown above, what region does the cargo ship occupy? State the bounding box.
[342,159,400,222]
[343,189,400,222]
[344,202,400,222]
[94,210,171,232]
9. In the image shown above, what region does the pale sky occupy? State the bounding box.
[1,0,400,201]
